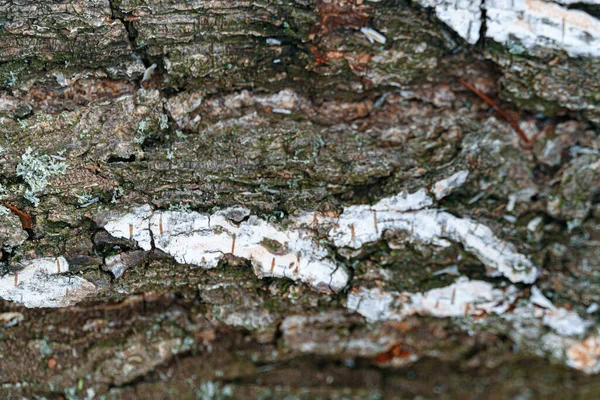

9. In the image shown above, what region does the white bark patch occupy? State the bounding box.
[487,0,600,57]
[105,254,128,279]
[530,285,556,310]
[0,257,96,308]
[227,88,302,112]
[141,63,157,83]
[347,277,518,322]
[349,278,598,372]
[414,0,482,44]
[103,205,153,250]
[360,27,387,44]
[103,207,349,293]
[543,308,593,336]
[266,38,282,45]
[350,279,591,337]
[433,170,470,200]
[105,179,536,287]
[307,189,538,283]
[528,286,592,336]
[415,0,600,57]
[346,286,400,322]
[218,309,277,331]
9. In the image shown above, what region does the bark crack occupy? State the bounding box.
[478,0,487,49]
[108,0,151,68]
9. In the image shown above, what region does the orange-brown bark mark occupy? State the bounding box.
[373,344,414,364]
[307,1,374,71]
[1,202,33,229]
[309,45,330,65]
[323,49,372,72]
[309,0,372,41]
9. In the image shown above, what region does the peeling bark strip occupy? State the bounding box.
[347,277,519,321]
[102,173,537,289]
[102,206,349,293]
[416,0,600,57]
[415,0,482,44]
[300,185,539,284]
[348,278,600,373]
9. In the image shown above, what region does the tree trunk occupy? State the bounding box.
[0,0,599,398]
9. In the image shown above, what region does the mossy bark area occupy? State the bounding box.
[1,0,600,398]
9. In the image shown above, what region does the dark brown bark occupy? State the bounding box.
[0,0,599,398]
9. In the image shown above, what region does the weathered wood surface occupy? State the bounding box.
[0,0,599,398]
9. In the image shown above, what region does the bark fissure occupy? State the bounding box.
[0,0,599,397]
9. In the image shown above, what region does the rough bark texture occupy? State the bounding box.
[1,0,600,398]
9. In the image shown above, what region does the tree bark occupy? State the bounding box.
[0,0,600,398]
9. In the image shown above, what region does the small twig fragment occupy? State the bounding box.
[373,210,378,234]
[459,78,530,145]
[141,63,157,83]
[361,27,386,44]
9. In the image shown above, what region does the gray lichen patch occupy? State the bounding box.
[16,147,67,206]
[460,117,538,197]
[0,77,137,116]
[94,335,192,386]
[0,88,166,173]
[131,86,484,213]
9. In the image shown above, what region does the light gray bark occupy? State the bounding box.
[0,0,599,398]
